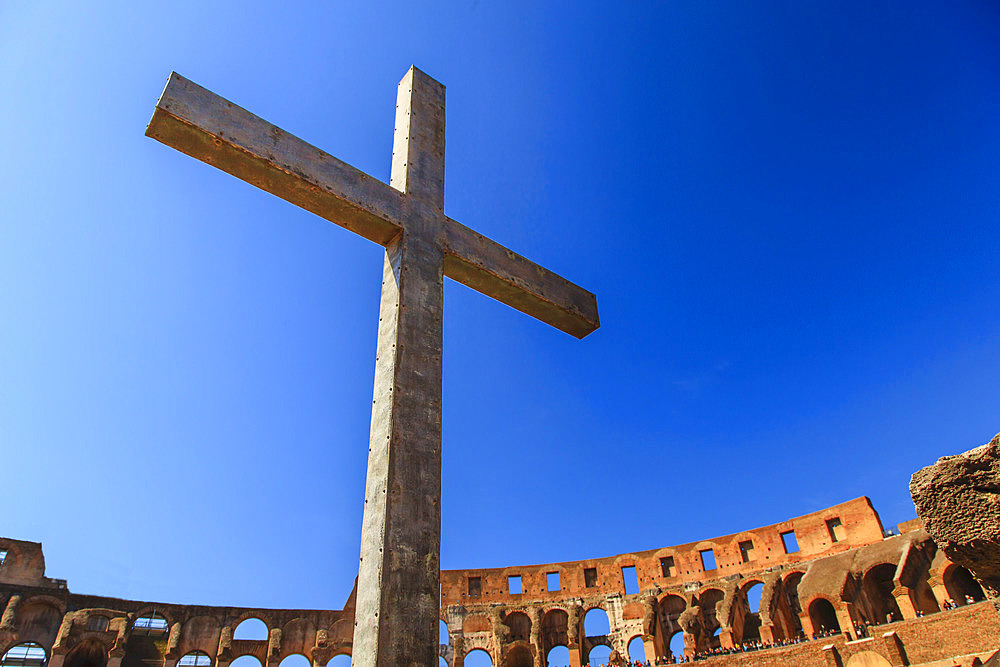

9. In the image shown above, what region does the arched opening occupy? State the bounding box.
[944,565,985,605]
[808,599,840,635]
[1,643,47,667]
[233,618,269,641]
[583,608,610,637]
[327,656,350,667]
[658,595,685,637]
[587,645,611,667]
[734,581,763,642]
[464,649,493,667]
[698,589,725,649]
[860,564,902,624]
[177,653,212,667]
[502,611,531,643]
[541,610,569,650]
[276,656,308,667]
[15,602,63,645]
[546,646,568,667]
[773,572,804,639]
[746,582,763,613]
[627,636,645,662]
[229,658,261,667]
[64,639,108,667]
[440,620,450,646]
[439,659,448,667]
[503,645,532,667]
[668,632,685,660]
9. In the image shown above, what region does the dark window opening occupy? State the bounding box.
[468,577,481,597]
[86,616,109,632]
[739,540,755,563]
[826,518,845,543]
[660,556,675,578]
[781,531,800,554]
[584,567,598,588]
[699,549,717,571]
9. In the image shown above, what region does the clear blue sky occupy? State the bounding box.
[2,1,998,611]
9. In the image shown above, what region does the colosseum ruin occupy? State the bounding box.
[0,497,996,667]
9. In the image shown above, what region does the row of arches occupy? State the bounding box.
[460,636,652,667]
[0,645,359,667]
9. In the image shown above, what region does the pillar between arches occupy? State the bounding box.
[682,632,696,659]
[567,645,581,667]
[717,628,734,649]
[891,586,917,621]
[799,612,814,638]
[834,603,854,638]
[641,638,655,663]
[758,623,775,644]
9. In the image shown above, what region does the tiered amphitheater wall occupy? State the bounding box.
[1,497,996,667]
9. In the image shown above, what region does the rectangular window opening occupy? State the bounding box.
[826,518,845,543]
[508,575,522,594]
[0,550,7,567]
[699,549,717,571]
[739,540,755,563]
[622,565,640,595]
[584,567,598,588]
[546,571,561,592]
[468,576,481,597]
[781,530,800,554]
[659,556,675,578]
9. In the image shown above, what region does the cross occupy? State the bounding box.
[146,67,599,666]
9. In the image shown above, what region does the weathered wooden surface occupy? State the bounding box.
[146,67,599,666]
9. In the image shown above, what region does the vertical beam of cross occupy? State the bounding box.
[354,69,447,667]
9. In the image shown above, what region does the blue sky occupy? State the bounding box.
[2,1,998,612]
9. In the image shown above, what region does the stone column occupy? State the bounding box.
[266,627,282,667]
[641,638,656,664]
[216,625,233,667]
[835,604,854,638]
[717,628,734,649]
[799,612,814,638]
[0,594,20,631]
[891,586,916,620]
[758,623,775,645]
[930,581,949,608]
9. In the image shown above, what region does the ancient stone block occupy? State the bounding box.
[910,433,1000,596]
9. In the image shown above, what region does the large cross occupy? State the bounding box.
[146,67,599,666]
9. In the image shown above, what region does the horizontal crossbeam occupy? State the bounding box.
[146,73,405,246]
[443,218,599,338]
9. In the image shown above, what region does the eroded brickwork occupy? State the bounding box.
[1,497,996,667]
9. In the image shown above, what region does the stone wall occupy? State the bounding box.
[0,496,996,667]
